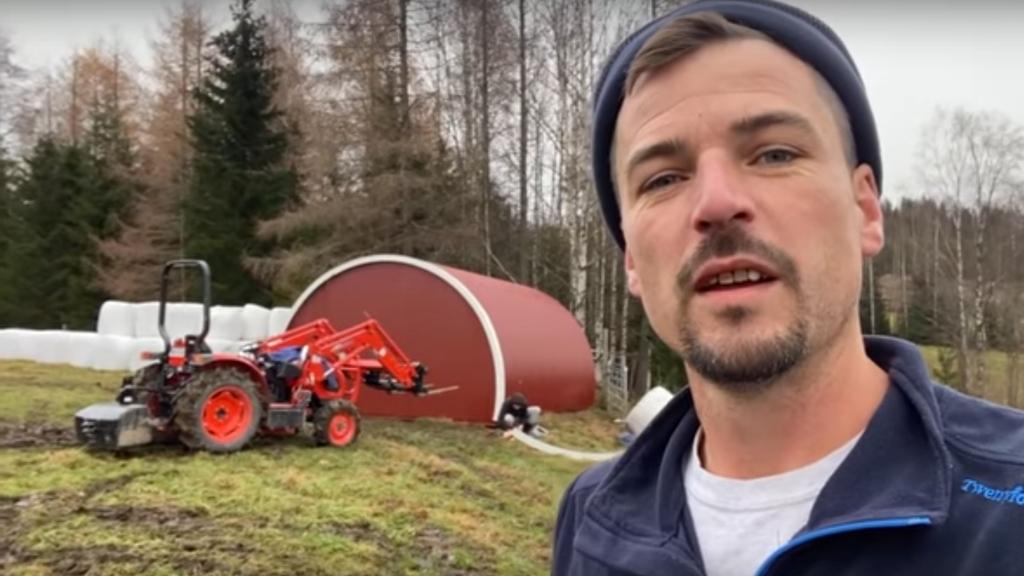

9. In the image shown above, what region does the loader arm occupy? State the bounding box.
[311,319,426,394]
[255,319,336,354]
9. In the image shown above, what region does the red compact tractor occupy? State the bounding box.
[75,259,444,453]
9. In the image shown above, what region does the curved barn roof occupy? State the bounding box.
[289,255,595,422]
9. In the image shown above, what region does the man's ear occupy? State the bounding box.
[625,246,643,297]
[853,164,884,258]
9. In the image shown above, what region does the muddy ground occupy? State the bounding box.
[1,492,489,576]
[0,430,495,576]
[0,422,78,449]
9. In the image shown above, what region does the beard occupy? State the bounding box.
[676,225,808,390]
[681,309,808,389]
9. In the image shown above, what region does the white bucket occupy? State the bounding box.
[625,386,674,435]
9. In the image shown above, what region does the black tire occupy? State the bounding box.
[313,400,361,448]
[174,368,263,453]
[118,363,163,405]
[131,362,163,387]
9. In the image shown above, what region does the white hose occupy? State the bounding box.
[509,428,624,462]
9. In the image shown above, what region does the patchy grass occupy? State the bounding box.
[918,345,1010,376]
[0,361,123,423]
[0,360,618,575]
[542,407,624,452]
[918,345,1015,406]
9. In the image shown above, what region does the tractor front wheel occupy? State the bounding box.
[313,400,361,448]
[175,368,262,453]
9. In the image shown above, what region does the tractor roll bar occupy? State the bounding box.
[158,259,212,359]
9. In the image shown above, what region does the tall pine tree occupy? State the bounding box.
[9,140,103,328]
[0,144,20,325]
[186,0,296,305]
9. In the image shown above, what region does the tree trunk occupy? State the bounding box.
[932,210,940,330]
[1008,351,1022,409]
[518,0,529,283]
[399,0,411,254]
[479,0,492,275]
[629,318,651,402]
[953,208,972,394]
[530,98,543,285]
[179,15,191,293]
[900,246,908,336]
[70,58,80,144]
[972,207,989,396]
[618,275,631,358]
[868,257,876,334]
[112,51,121,117]
[594,233,609,362]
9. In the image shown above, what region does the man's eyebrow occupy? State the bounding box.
[730,111,818,140]
[624,138,690,180]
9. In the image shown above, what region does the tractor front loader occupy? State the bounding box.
[75,259,442,453]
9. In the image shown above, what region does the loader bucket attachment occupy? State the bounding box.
[75,403,153,450]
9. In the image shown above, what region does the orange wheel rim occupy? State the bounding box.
[201,386,253,444]
[328,412,356,446]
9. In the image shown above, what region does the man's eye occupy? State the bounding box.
[756,149,797,165]
[640,173,685,193]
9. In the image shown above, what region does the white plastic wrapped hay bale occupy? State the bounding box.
[128,337,166,372]
[267,307,293,337]
[0,329,15,360]
[35,330,76,365]
[207,339,246,354]
[133,302,161,338]
[241,304,270,341]
[624,386,674,436]
[0,329,32,360]
[164,302,205,342]
[209,306,245,341]
[65,332,100,369]
[89,335,137,371]
[16,330,54,364]
[133,301,206,342]
[96,300,136,337]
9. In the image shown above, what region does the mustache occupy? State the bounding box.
[676,225,799,294]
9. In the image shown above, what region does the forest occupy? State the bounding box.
[0,0,1022,407]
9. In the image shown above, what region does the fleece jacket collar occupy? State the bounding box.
[573,336,953,575]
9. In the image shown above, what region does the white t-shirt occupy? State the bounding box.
[683,429,863,576]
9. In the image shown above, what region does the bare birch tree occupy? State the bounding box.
[917,108,1024,396]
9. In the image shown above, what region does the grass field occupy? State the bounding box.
[918,345,1020,407]
[0,361,620,576]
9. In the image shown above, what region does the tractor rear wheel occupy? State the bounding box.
[175,368,262,453]
[313,400,361,448]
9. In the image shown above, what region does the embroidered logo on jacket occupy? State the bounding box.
[960,479,1024,506]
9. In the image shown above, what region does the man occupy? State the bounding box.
[496,392,543,436]
[553,1,1024,575]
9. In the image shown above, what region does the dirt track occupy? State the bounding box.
[0,423,77,449]
[0,476,232,575]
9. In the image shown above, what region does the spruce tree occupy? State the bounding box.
[10,140,96,328]
[0,144,19,325]
[6,136,129,329]
[186,0,297,305]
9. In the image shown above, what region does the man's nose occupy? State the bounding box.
[689,151,754,234]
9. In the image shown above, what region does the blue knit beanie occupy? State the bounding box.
[592,0,881,249]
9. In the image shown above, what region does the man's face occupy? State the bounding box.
[615,39,883,388]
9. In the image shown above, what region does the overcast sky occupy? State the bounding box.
[3,0,1023,202]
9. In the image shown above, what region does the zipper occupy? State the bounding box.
[753,516,932,576]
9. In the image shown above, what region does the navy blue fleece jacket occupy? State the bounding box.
[553,336,1024,575]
